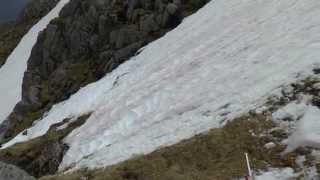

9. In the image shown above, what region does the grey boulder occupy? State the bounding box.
[0,161,36,180]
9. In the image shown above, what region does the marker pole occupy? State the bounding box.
[245,153,253,177]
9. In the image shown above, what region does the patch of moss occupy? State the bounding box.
[51,17,65,27]
[40,81,52,106]
[68,61,93,83]
[41,113,298,180]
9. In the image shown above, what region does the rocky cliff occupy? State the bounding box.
[0,0,59,67]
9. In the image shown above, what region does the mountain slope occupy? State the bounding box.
[3,0,320,175]
[41,76,320,179]
[0,0,207,144]
[0,0,29,23]
[0,0,70,127]
[0,0,59,67]
[0,0,209,177]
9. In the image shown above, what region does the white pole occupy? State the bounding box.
[245,153,252,177]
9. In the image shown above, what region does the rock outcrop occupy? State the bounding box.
[0,161,36,180]
[17,0,59,24]
[0,0,209,143]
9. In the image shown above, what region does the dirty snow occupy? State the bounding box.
[0,0,70,123]
[3,0,320,171]
[273,100,320,154]
[255,168,298,180]
[283,105,320,153]
[272,102,308,122]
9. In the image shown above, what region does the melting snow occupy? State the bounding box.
[2,0,320,171]
[255,168,298,180]
[284,105,320,153]
[0,0,70,123]
[272,100,320,154]
[272,102,308,122]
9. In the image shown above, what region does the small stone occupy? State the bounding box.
[281,85,294,97]
[0,161,36,180]
[166,3,178,15]
[22,130,28,135]
[312,82,320,90]
[264,142,276,149]
[140,14,160,33]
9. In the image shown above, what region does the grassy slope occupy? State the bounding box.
[42,74,320,179]
[4,75,318,179]
[41,113,299,180]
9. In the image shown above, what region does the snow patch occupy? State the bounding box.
[255,168,298,180]
[272,102,308,122]
[273,102,320,154]
[284,105,320,153]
